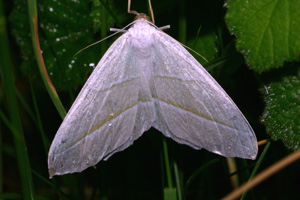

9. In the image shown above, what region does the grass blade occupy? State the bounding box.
[27,0,66,119]
[0,1,36,198]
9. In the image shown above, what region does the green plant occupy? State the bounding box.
[1,0,299,199]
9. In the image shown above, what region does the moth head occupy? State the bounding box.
[134,13,152,23]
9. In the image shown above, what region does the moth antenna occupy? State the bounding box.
[181,43,209,63]
[128,0,155,24]
[148,0,155,24]
[74,21,136,56]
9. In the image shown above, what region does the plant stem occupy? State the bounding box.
[27,0,66,119]
[163,138,173,188]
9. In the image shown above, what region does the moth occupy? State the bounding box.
[48,1,257,177]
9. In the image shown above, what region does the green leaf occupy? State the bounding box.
[225,0,300,72]
[9,0,116,90]
[261,63,300,150]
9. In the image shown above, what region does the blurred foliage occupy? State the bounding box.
[9,0,122,91]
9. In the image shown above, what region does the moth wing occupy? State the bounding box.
[48,33,155,177]
[151,31,258,159]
